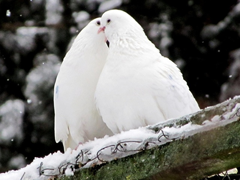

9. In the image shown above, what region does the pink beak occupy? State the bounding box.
[98,26,105,34]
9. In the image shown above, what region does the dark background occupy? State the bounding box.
[0,0,240,173]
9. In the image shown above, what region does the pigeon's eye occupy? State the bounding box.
[96,20,100,26]
[107,19,111,24]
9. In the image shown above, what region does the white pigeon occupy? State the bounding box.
[54,18,113,151]
[95,10,200,134]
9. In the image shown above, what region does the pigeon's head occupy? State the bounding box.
[98,10,144,42]
[86,18,101,33]
[81,18,106,42]
[69,17,108,53]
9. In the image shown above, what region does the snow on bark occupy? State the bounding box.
[0,96,239,180]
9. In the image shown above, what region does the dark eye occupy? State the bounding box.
[96,20,100,25]
[107,19,111,23]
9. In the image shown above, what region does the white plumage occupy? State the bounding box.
[95,10,200,134]
[54,18,113,151]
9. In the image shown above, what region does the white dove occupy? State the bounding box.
[95,10,200,134]
[54,18,113,151]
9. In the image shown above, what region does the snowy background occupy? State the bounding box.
[0,0,240,173]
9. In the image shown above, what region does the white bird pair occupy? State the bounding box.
[54,10,200,151]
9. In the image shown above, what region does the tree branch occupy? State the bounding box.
[59,96,240,180]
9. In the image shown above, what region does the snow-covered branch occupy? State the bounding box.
[1,96,240,180]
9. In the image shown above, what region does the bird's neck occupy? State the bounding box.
[109,34,159,56]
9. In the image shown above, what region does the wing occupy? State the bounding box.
[53,74,70,144]
[53,55,82,146]
[54,44,111,149]
[151,56,200,120]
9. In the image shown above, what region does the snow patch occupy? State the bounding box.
[220,48,240,101]
[0,100,239,180]
[232,2,240,16]
[98,0,122,13]
[24,53,60,122]
[6,10,11,17]
[201,2,240,40]
[0,99,25,143]
[72,11,90,30]
[8,155,26,170]
[16,27,48,53]
[45,0,63,25]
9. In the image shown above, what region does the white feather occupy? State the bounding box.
[95,10,200,134]
[54,18,113,151]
